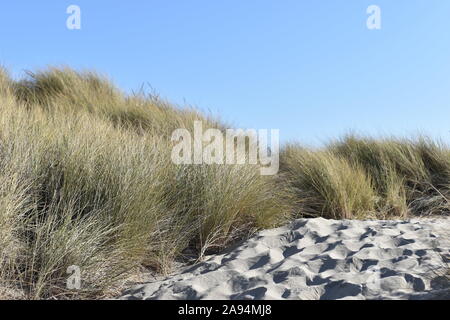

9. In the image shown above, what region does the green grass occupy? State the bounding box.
[0,67,292,299]
[1,66,449,299]
[280,135,450,219]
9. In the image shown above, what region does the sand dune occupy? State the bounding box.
[120,217,450,300]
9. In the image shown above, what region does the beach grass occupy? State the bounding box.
[280,135,450,219]
[0,66,449,299]
[0,67,291,298]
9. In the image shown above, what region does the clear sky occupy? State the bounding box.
[1,1,449,145]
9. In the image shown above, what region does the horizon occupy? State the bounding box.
[1,1,450,145]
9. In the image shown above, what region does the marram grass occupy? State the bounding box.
[0,67,292,299]
[280,135,450,219]
[0,66,448,299]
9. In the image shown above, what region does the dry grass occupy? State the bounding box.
[1,65,449,299]
[280,135,450,219]
[0,66,292,299]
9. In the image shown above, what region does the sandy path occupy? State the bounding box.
[120,217,450,300]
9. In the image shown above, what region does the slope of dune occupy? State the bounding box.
[120,217,450,300]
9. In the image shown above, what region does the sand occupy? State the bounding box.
[120,217,450,300]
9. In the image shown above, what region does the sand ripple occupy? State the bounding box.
[120,217,450,300]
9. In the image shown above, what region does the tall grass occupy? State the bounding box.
[281,135,450,219]
[2,65,449,299]
[0,67,292,299]
[281,146,376,219]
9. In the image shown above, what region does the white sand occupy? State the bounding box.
[120,217,450,300]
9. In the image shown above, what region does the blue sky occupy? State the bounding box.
[1,1,449,145]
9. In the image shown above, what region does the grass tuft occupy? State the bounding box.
[281,135,450,219]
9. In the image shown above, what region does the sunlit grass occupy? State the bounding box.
[0,67,292,299]
[280,135,450,219]
[1,66,449,299]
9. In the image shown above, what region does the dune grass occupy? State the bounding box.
[0,67,292,299]
[0,66,449,299]
[280,135,450,219]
